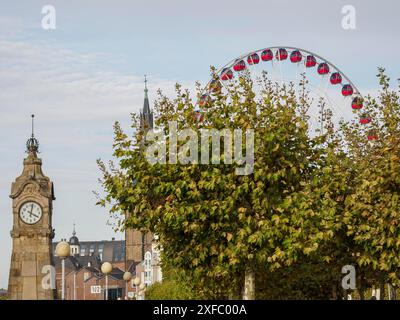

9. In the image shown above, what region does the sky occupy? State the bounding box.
[0,0,399,289]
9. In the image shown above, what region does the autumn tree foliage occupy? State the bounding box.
[341,69,400,295]
[97,69,400,299]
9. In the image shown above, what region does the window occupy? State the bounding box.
[144,251,152,285]
[144,251,152,261]
[80,246,86,256]
[106,288,123,300]
[113,243,125,262]
[89,244,95,256]
[113,247,120,262]
[98,244,104,260]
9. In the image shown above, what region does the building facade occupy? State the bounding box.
[52,222,161,299]
[52,227,129,300]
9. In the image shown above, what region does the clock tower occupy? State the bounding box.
[8,115,56,300]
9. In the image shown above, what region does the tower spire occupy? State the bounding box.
[72,222,76,237]
[140,75,153,130]
[26,114,39,154]
[31,114,34,137]
[143,74,149,110]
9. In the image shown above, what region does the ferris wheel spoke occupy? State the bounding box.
[295,61,307,100]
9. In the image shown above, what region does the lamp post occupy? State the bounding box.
[101,262,113,300]
[123,272,132,300]
[73,271,77,300]
[55,241,70,300]
[133,276,141,300]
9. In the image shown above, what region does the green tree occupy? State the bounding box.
[97,72,353,299]
[145,268,199,300]
[342,69,400,293]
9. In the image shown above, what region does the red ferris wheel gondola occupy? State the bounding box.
[351,96,363,109]
[276,48,288,61]
[220,68,233,81]
[261,49,273,61]
[290,50,302,63]
[317,63,330,75]
[342,84,354,97]
[247,52,260,65]
[233,59,246,72]
[330,72,342,85]
[360,115,372,124]
[305,55,316,67]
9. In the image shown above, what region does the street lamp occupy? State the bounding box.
[133,276,141,300]
[55,241,70,300]
[101,262,113,300]
[123,272,132,300]
[73,271,77,300]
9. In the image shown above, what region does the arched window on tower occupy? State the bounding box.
[144,251,152,285]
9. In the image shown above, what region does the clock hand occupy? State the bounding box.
[29,212,39,219]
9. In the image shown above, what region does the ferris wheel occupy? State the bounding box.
[197,46,376,140]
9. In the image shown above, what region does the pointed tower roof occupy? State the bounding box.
[143,75,151,115]
[70,222,79,245]
[140,75,153,130]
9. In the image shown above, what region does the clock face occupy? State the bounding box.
[19,202,43,225]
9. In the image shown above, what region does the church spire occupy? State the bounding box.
[26,114,39,154]
[143,75,151,115]
[144,74,148,96]
[140,75,153,130]
[72,222,76,237]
